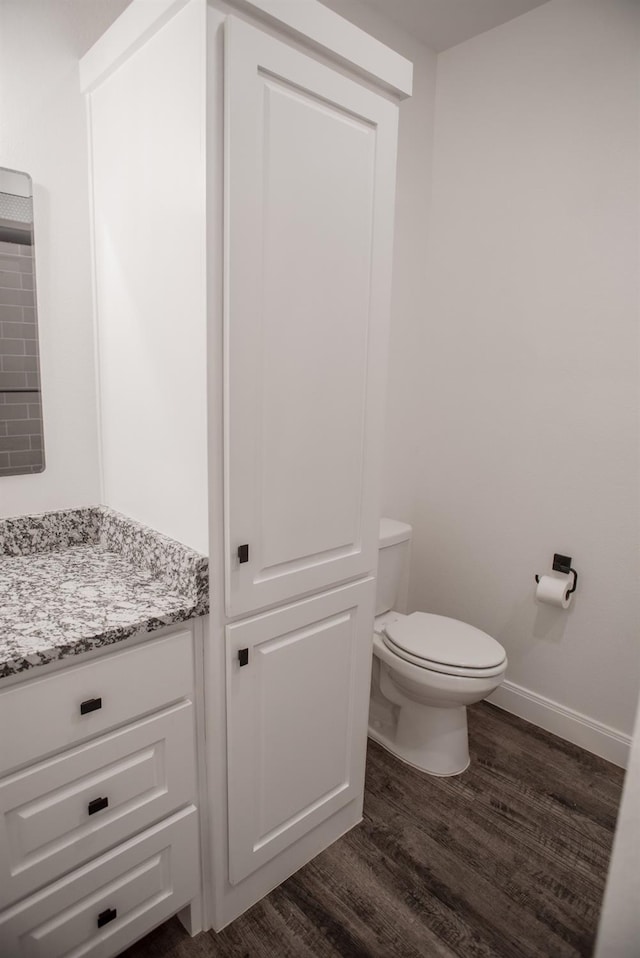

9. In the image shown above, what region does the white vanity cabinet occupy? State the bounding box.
[0,628,201,958]
[80,0,411,932]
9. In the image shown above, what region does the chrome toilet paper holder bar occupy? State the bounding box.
[535,554,578,595]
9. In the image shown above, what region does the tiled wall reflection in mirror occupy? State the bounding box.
[0,168,45,477]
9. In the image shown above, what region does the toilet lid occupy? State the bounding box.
[383,613,506,670]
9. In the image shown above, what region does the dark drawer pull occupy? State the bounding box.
[88,796,109,816]
[97,907,117,928]
[237,543,249,564]
[80,697,102,715]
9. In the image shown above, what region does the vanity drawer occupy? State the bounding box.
[0,629,194,775]
[0,804,199,958]
[0,700,196,908]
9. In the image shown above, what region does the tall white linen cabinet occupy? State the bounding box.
[81,0,412,936]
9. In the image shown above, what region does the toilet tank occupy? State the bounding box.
[376,518,412,616]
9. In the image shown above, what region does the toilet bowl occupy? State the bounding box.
[369,520,507,777]
[370,611,507,776]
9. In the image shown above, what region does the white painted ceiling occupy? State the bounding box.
[324,0,550,52]
[72,0,552,58]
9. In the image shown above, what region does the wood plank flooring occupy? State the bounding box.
[120,703,624,958]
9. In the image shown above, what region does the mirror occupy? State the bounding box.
[0,167,45,476]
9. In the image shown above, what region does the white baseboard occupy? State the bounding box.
[487,680,631,769]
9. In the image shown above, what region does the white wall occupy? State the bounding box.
[86,0,208,554]
[0,0,130,518]
[321,0,437,523]
[414,0,639,747]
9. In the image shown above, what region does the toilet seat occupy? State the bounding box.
[383,612,507,678]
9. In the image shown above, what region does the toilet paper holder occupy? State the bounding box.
[535,554,578,595]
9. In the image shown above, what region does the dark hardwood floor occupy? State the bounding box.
[120,703,624,958]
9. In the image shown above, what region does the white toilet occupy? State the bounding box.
[369,519,508,777]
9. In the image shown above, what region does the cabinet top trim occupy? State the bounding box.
[79,0,413,99]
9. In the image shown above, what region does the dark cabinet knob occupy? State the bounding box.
[80,697,102,715]
[237,544,249,564]
[88,796,109,816]
[97,907,117,928]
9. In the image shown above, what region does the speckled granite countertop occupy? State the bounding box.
[0,506,209,679]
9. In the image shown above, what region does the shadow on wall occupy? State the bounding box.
[532,603,571,645]
[495,596,571,677]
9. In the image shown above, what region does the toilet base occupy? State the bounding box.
[368,702,470,777]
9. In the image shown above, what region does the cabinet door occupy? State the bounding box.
[226,578,375,884]
[224,17,398,616]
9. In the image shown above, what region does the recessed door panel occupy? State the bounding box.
[225,17,398,615]
[226,578,375,884]
[260,78,373,571]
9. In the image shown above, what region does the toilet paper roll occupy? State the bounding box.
[536,574,573,609]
